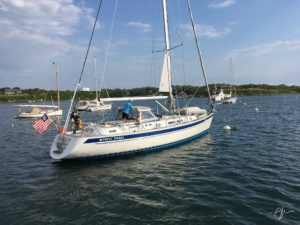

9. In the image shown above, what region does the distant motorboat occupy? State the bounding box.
[76,99,112,112]
[223,96,237,104]
[14,105,62,118]
[86,99,112,112]
[75,100,89,111]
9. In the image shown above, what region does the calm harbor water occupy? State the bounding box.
[0,95,299,225]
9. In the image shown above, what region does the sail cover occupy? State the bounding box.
[159,53,171,93]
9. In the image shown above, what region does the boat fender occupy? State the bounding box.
[223,125,231,130]
[78,119,83,130]
[58,127,65,134]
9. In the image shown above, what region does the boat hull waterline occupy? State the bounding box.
[50,114,213,160]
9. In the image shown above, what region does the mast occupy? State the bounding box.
[162,0,174,111]
[94,56,98,100]
[229,57,232,95]
[53,62,60,110]
[186,0,214,109]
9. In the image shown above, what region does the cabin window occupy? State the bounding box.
[109,130,116,133]
[141,111,155,120]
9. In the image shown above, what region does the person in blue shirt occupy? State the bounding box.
[122,99,133,122]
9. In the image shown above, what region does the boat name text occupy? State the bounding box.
[97,136,124,142]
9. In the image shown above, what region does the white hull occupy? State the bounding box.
[211,89,226,102]
[87,104,112,112]
[50,113,213,160]
[76,100,112,112]
[76,106,88,111]
[223,97,237,104]
[16,109,62,118]
[50,0,214,161]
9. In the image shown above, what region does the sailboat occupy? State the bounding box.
[223,57,237,104]
[14,66,62,118]
[211,87,225,102]
[50,0,214,160]
[76,56,112,112]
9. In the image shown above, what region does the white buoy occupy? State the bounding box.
[255,107,259,111]
[244,102,247,105]
[223,125,231,130]
[11,124,14,127]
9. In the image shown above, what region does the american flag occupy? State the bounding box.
[33,113,53,133]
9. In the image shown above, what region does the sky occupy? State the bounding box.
[1,0,300,90]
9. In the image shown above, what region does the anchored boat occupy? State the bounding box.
[15,66,62,118]
[50,0,214,160]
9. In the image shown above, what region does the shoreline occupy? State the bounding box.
[1,84,300,103]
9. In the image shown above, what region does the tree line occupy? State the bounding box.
[1,84,300,102]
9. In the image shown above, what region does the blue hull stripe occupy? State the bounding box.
[84,114,213,144]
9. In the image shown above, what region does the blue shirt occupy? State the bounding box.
[123,102,133,114]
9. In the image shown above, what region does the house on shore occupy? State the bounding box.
[4,88,22,95]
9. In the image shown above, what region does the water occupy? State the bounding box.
[0,95,299,225]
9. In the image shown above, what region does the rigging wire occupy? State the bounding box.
[78,0,103,85]
[186,0,214,110]
[167,0,187,110]
[176,0,187,88]
[100,76,111,102]
[175,0,188,108]
[63,0,103,131]
[150,0,158,87]
[100,0,118,92]
[96,0,118,116]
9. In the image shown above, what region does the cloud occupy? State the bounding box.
[227,40,300,85]
[0,0,97,89]
[231,40,300,57]
[0,0,83,40]
[208,0,236,8]
[181,24,231,38]
[0,2,8,11]
[0,0,100,47]
[228,20,240,26]
[127,21,152,33]
[80,5,102,29]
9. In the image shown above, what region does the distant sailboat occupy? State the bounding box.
[211,87,226,102]
[223,57,237,104]
[50,0,214,160]
[76,56,112,112]
[14,66,62,118]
